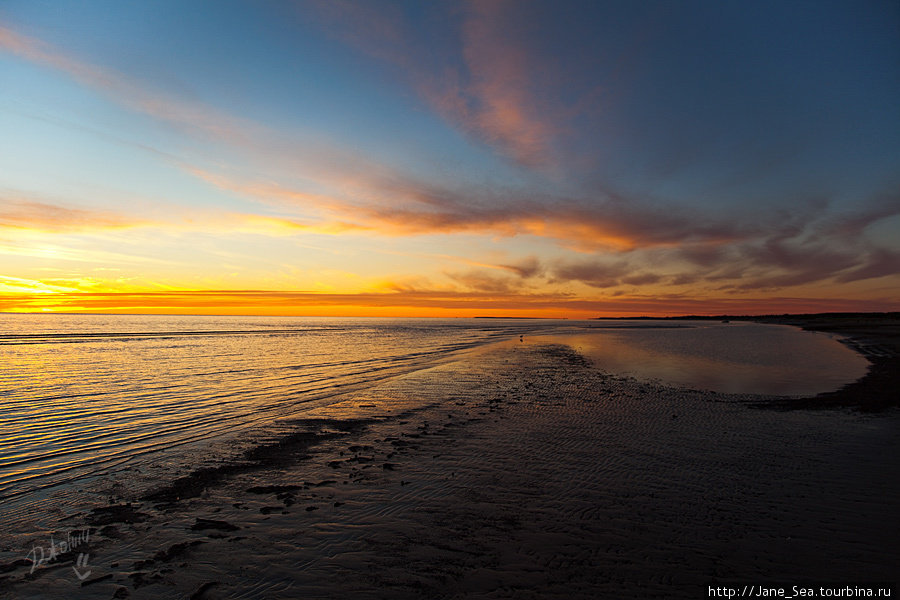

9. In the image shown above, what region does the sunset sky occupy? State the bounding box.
[1,0,898,317]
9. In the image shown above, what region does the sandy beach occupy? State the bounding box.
[2,319,898,599]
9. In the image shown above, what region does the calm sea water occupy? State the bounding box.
[539,321,870,396]
[0,314,868,532]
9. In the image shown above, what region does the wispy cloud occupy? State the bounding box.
[833,248,900,284]
[497,256,543,278]
[0,23,398,198]
[0,275,78,294]
[454,0,557,167]
[0,189,368,242]
[225,213,367,236]
[190,166,762,251]
[550,259,634,289]
[0,25,261,144]
[306,0,562,168]
[0,196,144,232]
[444,269,522,294]
[817,193,900,239]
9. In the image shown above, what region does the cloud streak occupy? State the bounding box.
[454,0,557,167]
[0,25,262,144]
[0,197,144,233]
[0,190,367,240]
[190,166,762,251]
[307,0,562,168]
[1,288,895,317]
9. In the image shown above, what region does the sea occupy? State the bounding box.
[0,314,868,541]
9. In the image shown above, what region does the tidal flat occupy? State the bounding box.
[2,315,897,599]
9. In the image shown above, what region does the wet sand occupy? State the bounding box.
[2,321,898,599]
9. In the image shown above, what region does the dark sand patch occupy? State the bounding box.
[142,418,375,504]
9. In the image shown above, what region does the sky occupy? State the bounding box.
[1,0,898,318]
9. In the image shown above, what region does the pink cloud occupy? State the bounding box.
[457,0,557,167]
[305,0,560,168]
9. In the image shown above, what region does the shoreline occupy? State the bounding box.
[2,330,898,598]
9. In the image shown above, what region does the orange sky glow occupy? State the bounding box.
[2,3,898,318]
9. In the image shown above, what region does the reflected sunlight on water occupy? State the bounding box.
[0,315,562,509]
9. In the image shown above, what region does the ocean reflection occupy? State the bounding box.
[0,315,565,509]
[539,321,869,396]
